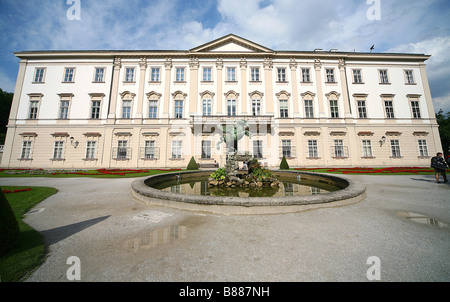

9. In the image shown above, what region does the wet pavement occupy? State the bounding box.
[0,174,449,282]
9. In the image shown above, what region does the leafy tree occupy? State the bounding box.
[436,109,450,157]
[0,88,14,144]
[0,187,20,256]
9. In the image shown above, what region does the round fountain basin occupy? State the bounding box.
[131,170,366,215]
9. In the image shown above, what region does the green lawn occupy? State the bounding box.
[0,186,58,282]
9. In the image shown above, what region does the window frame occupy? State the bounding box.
[307,140,318,158]
[150,67,161,82]
[63,67,76,83]
[171,140,182,159]
[325,68,336,83]
[361,139,373,157]
[390,139,401,157]
[352,69,363,84]
[85,141,97,159]
[253,140,263,159]
[301,68,311,82]
[20,141,33,160]
[202,67,213,82]
[124,67,136,83]
[227,67,236,82]
[277,68,287,82]
[379,69,390,84]
[201,140,212,159]
[175,67,185,82]
[250,67,260,82]
[52,141,65,160]
[417,139,428,157]
[93,67,106,83]
[33,67,46,83]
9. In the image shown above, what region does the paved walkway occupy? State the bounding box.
[1,174,449,282]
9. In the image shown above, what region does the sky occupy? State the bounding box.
[0,0,449,113]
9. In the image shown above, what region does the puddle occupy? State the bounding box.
[397,211,448,227]
[124,224,187,252]
[131,211,173,223]
[25,208,45,215]
[124,216,206,252]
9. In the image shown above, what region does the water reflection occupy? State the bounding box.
[161,180,330,197]
[397,211,448,227]
[125,225,187,252]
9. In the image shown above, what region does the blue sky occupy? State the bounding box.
[0,0,449,112]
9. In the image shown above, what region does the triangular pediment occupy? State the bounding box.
[190,34,273,53]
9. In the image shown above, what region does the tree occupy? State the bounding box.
[186,156,198,170]
[279,156,290,170]
[436,109,450,157]
[0,88,14,144]
[0,187,20,256]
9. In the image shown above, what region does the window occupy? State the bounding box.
[53,141,64,159]
[304,99,314,118]
[301,68,311,82]
[353,69,362,83]
[175,67,185,82]
[125,68,135,82]
[250,67,260,81]
[201,140,211,159]
[253,140,263,159]
[252,98,261,116]
[21,141,32,159]
[390,140,401,157]
[94,68,105,82]
[282,140,291,157]
[308,140,318,157]
[357,100,367,118]
[362,140,373,157]
[405,70,415,84]
[174,100,183,118]
[279,100,289,118]
[172,140,182,159]
[379,70,389,84]
[227,99,236,116]
[330,100,339,118]
[227,67,236,81]
[203,67,212,81]
[418,140,428,157]
[151,68,160,82]
[149,100,158,118]
[202,99,212,116]
[325,68,335,82]
[34,68,45,83]
[85,141,97,159]
[334,140,345,157]
[277,68,286,82]
[144,140,156,159]
[59,100,69,119]
[122,100,131,119]
[29,101,39,119]
[411,101,421,119]
[91,101,101,119]
[63,68,75,82]
[385,100,394,118]
[117,140,128,159]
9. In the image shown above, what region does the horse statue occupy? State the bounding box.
[216,120,252,151]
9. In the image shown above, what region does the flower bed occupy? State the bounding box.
[0,168,182,177]
[294,167,435,174]
[2,188,32,194]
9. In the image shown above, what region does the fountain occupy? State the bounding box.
[131,120,366,215]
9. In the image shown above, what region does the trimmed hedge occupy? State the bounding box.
[187,156,199,170]
[279,156,290,170]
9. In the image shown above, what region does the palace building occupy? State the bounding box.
[0,34,443,169]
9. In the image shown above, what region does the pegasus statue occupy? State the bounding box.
[216,120,252,151]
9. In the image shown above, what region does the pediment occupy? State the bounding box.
[190,34,273,54]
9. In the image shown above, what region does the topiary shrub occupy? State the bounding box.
[0,187,20,256]
[279,156,290,170]
[186,156,199,170]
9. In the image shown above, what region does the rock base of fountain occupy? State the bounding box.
[208,151,280,188]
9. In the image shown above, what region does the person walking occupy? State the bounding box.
[431,152,448,183]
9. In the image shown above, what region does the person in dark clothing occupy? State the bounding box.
[431,152,448,183]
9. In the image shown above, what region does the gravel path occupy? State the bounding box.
[1,174,448,282]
